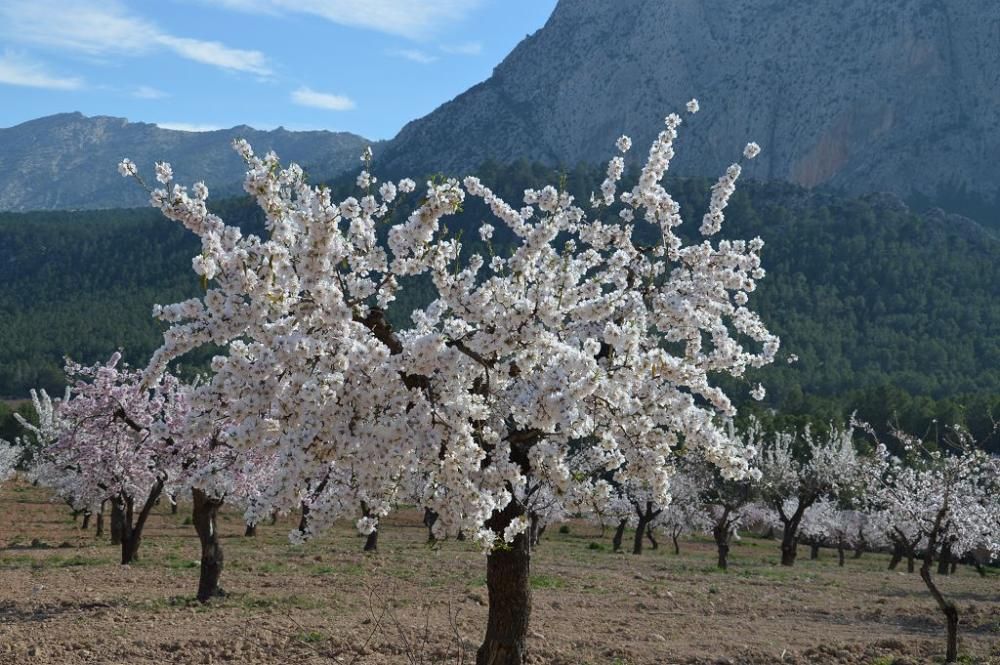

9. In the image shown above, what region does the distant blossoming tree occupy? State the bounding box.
[862,424,1000,663]
[122,100,778,665]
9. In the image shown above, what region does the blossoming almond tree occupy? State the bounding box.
[863,425,1000,664]
[758,422,860,566]
[123,101,778,665]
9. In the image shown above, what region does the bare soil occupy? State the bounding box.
[0,481,998,665]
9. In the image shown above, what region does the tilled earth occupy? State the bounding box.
[1,481,998,665]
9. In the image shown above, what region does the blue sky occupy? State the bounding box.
[0,0,557,140]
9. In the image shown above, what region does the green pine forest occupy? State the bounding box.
[1,163,998,448]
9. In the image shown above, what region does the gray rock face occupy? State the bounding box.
[0,113,373,211]
[382,0,1000,199]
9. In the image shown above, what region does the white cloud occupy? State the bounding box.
[198,0,483,39]
[0,50,83,90]
[156,122,225,132]
[133,85,168,99]
[441,42,482,56]
[393,49,437,64]
[291,86,355,111]
[0,1,272,75]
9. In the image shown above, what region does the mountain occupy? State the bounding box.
[381,0,1000,206]
[0,113,374,211]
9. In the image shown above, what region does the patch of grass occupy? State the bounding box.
[588,542,604,551]
[530,574,565,590]
[295,630,325,643]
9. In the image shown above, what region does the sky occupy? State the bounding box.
[0,0,558,140]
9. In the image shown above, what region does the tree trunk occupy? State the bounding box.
[853,545,864,559]
[671,533,680,556]
[170,495,178,515]
[809,542,820,560]
[244,523,257,537]
[298,500,310,534]
[110,502,124,545]
[612,519,627,552]
[95,511,104,538]
[119,478,165,565]
[907,554,915,574]
[713,524,731,570]
[937,541,952,576]
[645,525,658,551]
[424,508,438,543]
[81,512,91,530]
[950,560,958,575]
[361,503,378,552]
[632,516,650,555]
[888,542,903,570]
[528,513,541,548]
[476,503,531,665]
[920,556,959,663]
[837,542,845,567]
[192,489,225,603]
[780,523,800,566]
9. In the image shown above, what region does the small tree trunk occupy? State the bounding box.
[612,519,627,552]
[192,489,225,603]
[645,525,658,551]
[907,554,916,574]
[837,542,845,567]
[244,523,257,537]
[110,501,124,545]
[476,502,531,665]
[920,556,959,663]
[95,511,104,538]
[950,560,957,574]
[528,513,541,548]
[119,477,165,565]
[424,508,438,543]
[298,500,309,534]
[671,533,680,556]
[809,542,820,560]
[81,512,91,530]
[170,495,178,515]
[853,545,864,559]
[364,530,379,552]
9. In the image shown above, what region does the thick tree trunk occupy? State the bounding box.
[364,530,379,552]
[476,503,531,665]
[780,524,800,566]
[244,523,257,537]
[809,542,820,560]
[937,541,952,576]
[713,524,731,570]
[612,519,627,552]
[192,489,225,603]
[888,542,903,570]
[632,516,651,555]
[110,502,125,545]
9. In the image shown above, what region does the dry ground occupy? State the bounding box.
[0,481,998,665]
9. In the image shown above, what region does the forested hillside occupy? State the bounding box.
[1,165,997,439]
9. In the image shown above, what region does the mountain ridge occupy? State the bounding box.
[0,112,376,211]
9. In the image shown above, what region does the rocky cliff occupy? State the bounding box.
[382,0,1000,200]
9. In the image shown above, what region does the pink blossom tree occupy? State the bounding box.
[122,101,778,665]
